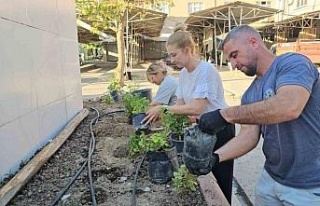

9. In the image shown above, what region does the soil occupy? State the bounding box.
[7,99,206,206]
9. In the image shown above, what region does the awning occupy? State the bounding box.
[77,6,167,43]
[185,1,281,35]
[128,7,167,37]
[258,10,320,32]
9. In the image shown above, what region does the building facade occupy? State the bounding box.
[0,0,83,181]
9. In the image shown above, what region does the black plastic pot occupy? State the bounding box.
[127,114,133,125]
[147,150,174,184]
[169,133,184,154]
[132,113,151,134]
[131,88,152,102]
[183,125,217,175]
[110,90,121,102]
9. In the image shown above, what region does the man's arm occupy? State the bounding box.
[216,124,260,162]
[221,85,310,124]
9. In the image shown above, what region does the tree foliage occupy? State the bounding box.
[76,0,173,84]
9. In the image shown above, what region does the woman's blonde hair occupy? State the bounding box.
[166,23,197,55]
[146,60,168,82]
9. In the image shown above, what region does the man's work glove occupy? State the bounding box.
[183,125,218,176]
[198,109,229,135]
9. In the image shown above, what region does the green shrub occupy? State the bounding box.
[173,164,197,194]
[128,133,145,156]
[122,93,149,115]
[160,110,191,139]
[128,132,170,156]
[104,94,113,104]
[142,132,170,152]
[107,78,122,92]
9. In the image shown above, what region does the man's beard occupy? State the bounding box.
[244,65,257,76]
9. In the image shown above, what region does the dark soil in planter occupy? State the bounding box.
[7,99,206,206]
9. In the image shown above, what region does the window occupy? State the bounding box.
[297,0,307,7]
[256,1,271,7]
[188,2,204,13]
[151,3,169,14]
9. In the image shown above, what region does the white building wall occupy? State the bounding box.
[281,0,320,20]
[0,0,83,181]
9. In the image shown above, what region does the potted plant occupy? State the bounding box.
[122,93,149,127]
[130,96,150,134]
[107,78,122,102]
[128,133,146,157]
[122,92,135,123]
[173,164,197,194]
[143,131,177,184]
[160,110,191,153]
[128,131,178,184]
[104,93,113,105]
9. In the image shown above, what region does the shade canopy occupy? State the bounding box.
[77,6,167,43]
[185,1,280,36]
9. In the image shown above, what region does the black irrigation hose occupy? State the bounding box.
[49,108,126,206]
[49,159,88,206]
[87,107,100,206]
[104,109,125,116]
[131,155,146,206]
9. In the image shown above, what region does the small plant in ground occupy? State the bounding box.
[107,78,122,92]
[104,94,113,104]
[173,164,197,194]
[160,110,191,139]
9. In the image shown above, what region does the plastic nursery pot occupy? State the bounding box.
[131,88,152,102]
[182,125,217,174]
[110,90,121,102]
[147,150,174,184]
[127,114,133,125]
[169,133,184,154]
[132,113,151,135]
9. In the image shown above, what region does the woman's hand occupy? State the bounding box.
[188,115,198,123]
[142,105,162,124]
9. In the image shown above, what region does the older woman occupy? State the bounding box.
[146,61,178,106]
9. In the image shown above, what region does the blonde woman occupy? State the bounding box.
[146,60,178,106]
[143,23,235,204]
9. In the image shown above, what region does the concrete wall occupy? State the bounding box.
[0,0,83,181]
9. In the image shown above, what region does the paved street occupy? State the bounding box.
[80,62,264,205]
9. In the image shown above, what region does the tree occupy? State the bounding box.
[76,0,172,85]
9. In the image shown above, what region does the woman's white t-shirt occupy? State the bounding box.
[176,61,227,116]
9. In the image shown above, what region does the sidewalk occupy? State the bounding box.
[80,62,264,205]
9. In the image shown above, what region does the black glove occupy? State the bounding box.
[182,125,217,176]
[198,109,229,135]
